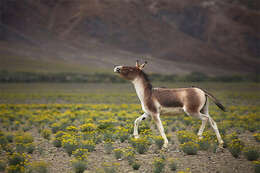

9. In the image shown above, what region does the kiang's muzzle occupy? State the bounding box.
[113,66,122,73]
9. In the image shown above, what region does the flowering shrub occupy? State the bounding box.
[41,129,52,140]
[124,147,135,165]
[153,136,164,149]
[115,127,129,143]
[180,141,199,155]
[0,102,260,172]
[198,138,210,151]
[80,123,96,132]
[130,137,150,154]
[66,125,78,132]
[227,139,244,158]
[223,132,239,148]
[52,131,66,147]
[28,161,49,173]
[16,142,35,154]
[72,148,88,161]
[14,132,34,144]
[177,131,197,144]
[153,157,166,173]
[102,162,119,173]
[71,158,87,173]
[80,140,95,152]
[7,152,30,172]
[61,134,79,155]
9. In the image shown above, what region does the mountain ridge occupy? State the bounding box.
[1,0,260,75]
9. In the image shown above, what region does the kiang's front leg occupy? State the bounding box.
[133,113,149,138]
[153,113,168,149]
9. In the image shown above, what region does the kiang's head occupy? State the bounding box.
[114,60,147,81]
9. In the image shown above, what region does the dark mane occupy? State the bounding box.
[140,70,152,90]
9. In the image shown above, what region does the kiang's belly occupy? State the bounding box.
[160,106,184,115]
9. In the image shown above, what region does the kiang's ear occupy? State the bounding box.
[139,61,147,70]
[136,60,140,68]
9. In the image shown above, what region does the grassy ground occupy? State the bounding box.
[0,82,259,173]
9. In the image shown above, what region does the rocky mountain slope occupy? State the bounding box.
[1,0,260,75]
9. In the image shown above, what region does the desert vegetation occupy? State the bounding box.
[0,82,259,173]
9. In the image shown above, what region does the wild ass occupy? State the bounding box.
[114,61,225,149]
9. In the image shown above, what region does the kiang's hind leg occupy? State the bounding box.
[197,116,208,139]
[197,98,209,139]
[184,104,223,147]
[201,113,224,147]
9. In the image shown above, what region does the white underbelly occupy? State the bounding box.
[160,106,184,115]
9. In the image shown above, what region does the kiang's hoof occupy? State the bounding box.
[161,146,169,152]
[161,144,168,151]
[134,135,140,139]
[216,146,224,153]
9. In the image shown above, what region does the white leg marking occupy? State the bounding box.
[198,117,208,139]
[133,113,149,138]
[201,113,223,145]
[154,114,168,148]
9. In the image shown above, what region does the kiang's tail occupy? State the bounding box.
[192,86,226,112]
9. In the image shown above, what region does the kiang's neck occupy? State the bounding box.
[132,73,152,103]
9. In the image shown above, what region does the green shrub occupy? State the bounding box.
[80,123,97,132]
[132,161,141,170]
[14,132,34,144]
[62,140,78,156]
[8,152,28,166]
[198,138,210,150]
[103,131,116,142]
[16,143,35,154]
[52,139,62,147]
[51,123,60,133]
[28,161,49,173]
[243,147,259,161]
[228,139,244,158]
[6,165,25,173]
[153,157,165,173]
[81,140,95,152]
[119,133,129,143]
[223,132,239,148]
[41,129,52,140]
[72,159,87,173]
[130,137,150,154]
[104,141,114,154]
[177,131,197,144]
[102,162,119,173]
[72,149,88,161]
[168,158,177,172]
[113,148,124,160]
[154,136,164,149]
[180,141,199,155]
[124,147,135,165]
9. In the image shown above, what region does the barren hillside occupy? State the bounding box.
[1,0,260,75]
